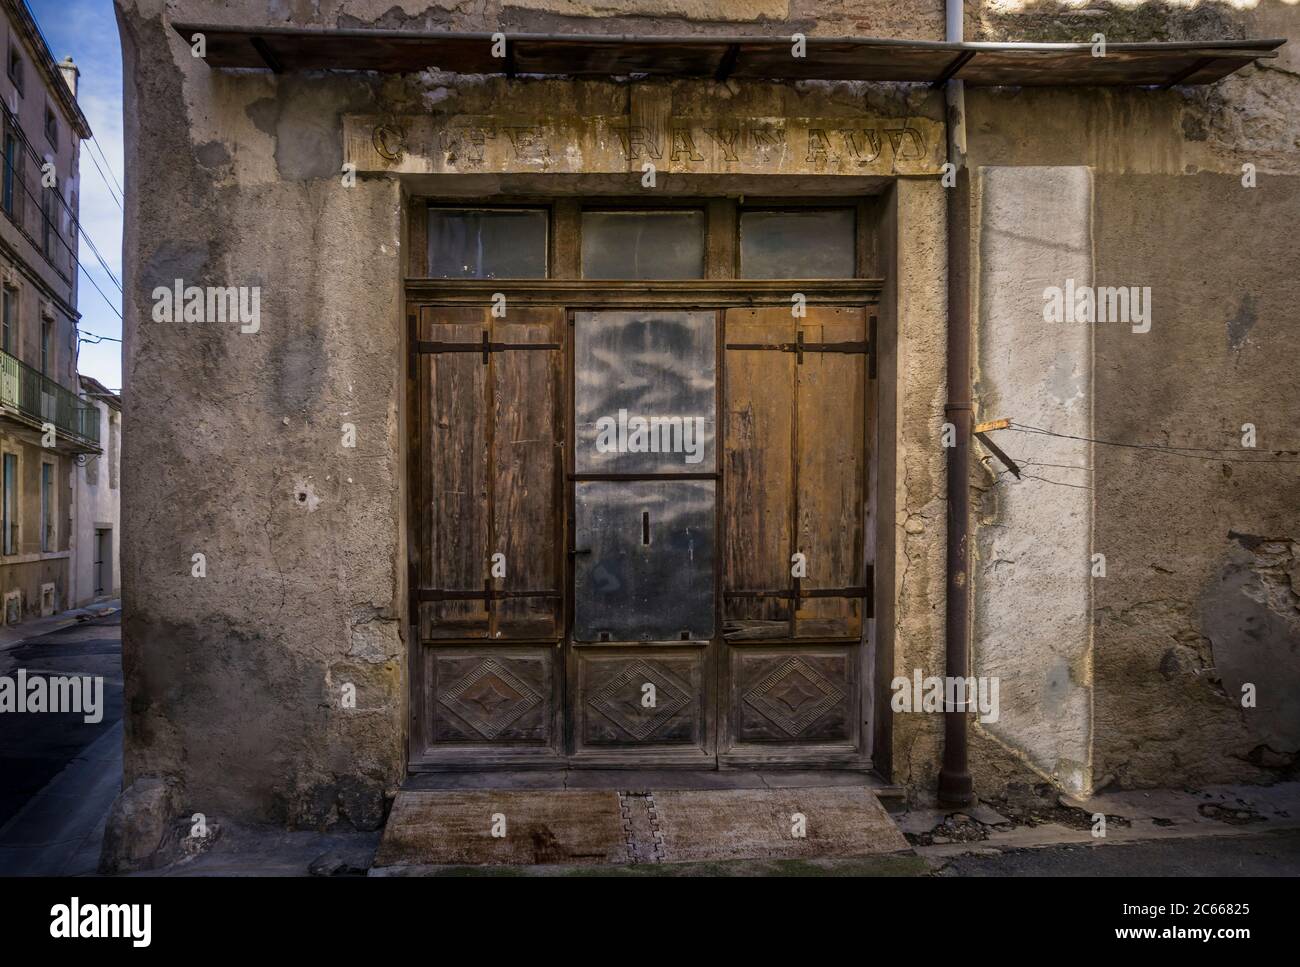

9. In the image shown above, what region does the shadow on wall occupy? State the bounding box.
[1200,532,1300,766]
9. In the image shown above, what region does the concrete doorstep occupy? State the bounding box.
[372,785,909,874]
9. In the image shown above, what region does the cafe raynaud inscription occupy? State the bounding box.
[343,112,944,176]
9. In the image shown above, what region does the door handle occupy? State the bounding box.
[569,548,592,556]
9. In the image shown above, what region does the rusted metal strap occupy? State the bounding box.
[974,431,1022,479]
[725,335,870,365]
[249,37,283,73]
[415,331,561,362]
[1162,56,1216,89]
[932,49,977,87]
[415,588,562,602]
[715,43,741,81]
[725,341,870,353]
[724,586,870,599]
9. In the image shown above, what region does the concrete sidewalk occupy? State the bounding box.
[0,598,121,651]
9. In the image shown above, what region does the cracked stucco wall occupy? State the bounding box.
[964,3,1300,796]
[117,0,410,833]
[113,0,1300,843]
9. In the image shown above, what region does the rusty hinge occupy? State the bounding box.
[868,311,878,380]
[414,581,562,603]
[725,331,871,364]
[413,328,560,363]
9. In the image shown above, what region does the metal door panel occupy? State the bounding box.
[574,310,716,474]
[573,479,715,641]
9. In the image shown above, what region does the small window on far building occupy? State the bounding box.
[2,452,17,555]
[1,287,13,354]
[2,120,20,222]
[7,46,23,96]
[40,318,49,374]
[40,461,53,552]
[44,105,57,150]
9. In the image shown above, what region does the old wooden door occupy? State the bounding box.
[408,199,878,772]
[410,299,873,769]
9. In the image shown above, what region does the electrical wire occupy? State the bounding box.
[1006,422,1300,465]
[86,136,124,205]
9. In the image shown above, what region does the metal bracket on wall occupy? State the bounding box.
[972,418,1021,479]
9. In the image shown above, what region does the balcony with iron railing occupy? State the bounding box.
[0,348,99,449]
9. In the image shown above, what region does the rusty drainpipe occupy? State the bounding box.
[938,0,975,807]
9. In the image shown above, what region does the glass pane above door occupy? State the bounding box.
[739,209,856,279]
[427,208,548,278]
[581,210,705,279]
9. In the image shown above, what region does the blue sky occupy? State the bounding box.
[29,0,122,391]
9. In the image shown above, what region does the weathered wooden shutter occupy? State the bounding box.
[411,305,564,640]
[723,306,870,639]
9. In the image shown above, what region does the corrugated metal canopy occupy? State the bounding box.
[173,24,1282,87]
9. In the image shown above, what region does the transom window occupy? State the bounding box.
[426,207,547,279]
[580,209,705,280]
[423,199,871,281]
[739,208,856,279]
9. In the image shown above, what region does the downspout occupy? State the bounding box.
[938,0,975,806]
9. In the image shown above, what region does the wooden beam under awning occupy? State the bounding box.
[172,24,1283,87]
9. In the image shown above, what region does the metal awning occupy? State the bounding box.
[173,24,1282,87]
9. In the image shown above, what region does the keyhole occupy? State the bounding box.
[642,511,650,546]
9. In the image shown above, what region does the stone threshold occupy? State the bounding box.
[376,784,909,870]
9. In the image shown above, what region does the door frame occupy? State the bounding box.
[405,195,884,773]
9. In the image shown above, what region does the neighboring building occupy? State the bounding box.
[70,374,119,608]
[0,0,96,625]
[110,0,1300,858]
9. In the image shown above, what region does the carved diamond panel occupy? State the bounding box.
[440,658,544,740]
[743,656,845,737]
[588,659,690,740]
